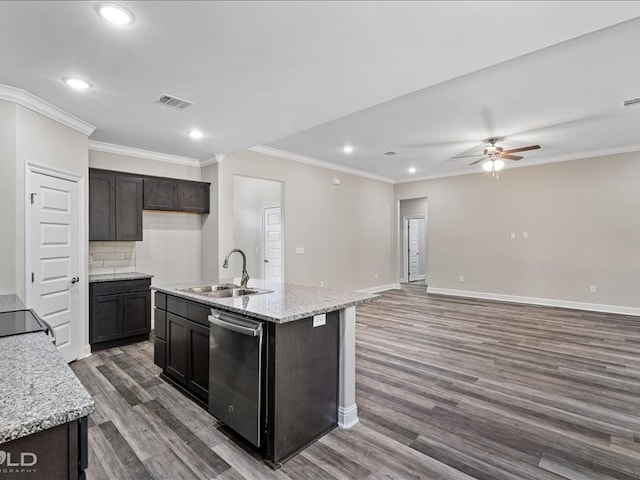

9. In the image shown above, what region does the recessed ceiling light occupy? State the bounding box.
[188,129,204,140]
[342,145,353,154]
[409,167,417,174]
[96,3,134,25]
[62,76,93,90]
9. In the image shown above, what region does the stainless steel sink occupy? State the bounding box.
[179,284,271,298]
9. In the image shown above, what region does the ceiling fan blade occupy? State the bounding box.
[469,156,488,166]
[500,154,523,161]
[502,145,540,154]
[451,153,483,159]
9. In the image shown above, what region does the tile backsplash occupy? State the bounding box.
[89,242,136,275]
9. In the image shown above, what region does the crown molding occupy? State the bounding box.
[249,146,395,184]
[88,140,211,167]
[200,153,225,167]
[395,142,640,184]
[0,84,96,136]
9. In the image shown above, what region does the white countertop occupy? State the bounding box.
[152,280,379,323]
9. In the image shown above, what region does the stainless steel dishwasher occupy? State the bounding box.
[208,308,264,447]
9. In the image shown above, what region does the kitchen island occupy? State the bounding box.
[152,280,378,467]
[0,294,94,479]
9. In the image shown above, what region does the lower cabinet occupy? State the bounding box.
[154,292,209,403]
[90,279,151,351]
[1,416,88,480]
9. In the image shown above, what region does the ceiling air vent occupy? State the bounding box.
[384,151,397,156]
[153,94,194,111]
[623,97,640,108]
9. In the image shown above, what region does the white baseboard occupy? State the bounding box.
[356,283,402,294]
[427,287,640,316]
[338,404,359,429]
[77,344,92,361]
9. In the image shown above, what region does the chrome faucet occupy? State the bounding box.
[222,249,249,288]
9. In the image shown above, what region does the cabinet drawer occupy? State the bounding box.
[167,295,188,318]
[155,292,167,310]
[154,337,166,369]
[187,301,210,327]
[92,278,150,296]
[155,308,166,340]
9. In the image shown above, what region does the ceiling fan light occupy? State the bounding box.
[482,160,493,172]
[494,159,505,171]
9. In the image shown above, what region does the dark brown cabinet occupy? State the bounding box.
[143,178,178,211]
[143,178,210,213]
[89,170,116,241]
[89,170,143,241]
[90,278,151,351]
[154,292,209,403]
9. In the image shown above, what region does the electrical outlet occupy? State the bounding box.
[590,285,597,293]
[88,255,93,265]
[374,273,378,279]
[459,275,464,282]
[313,314,327,327]
[510,232,516,239]
[296,247,305,255]
[320,280,324,287]
[522,232,528,239]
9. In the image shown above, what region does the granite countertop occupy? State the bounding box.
[152,280,380,323]
[89,272,153,283]
[0,295,94,444]
[0,294,25,313]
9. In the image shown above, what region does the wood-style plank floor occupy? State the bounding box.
[71,285,640,479]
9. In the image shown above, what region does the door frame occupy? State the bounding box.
[261,205,284,283]
[24,161,88,361]
[402,214,427,285]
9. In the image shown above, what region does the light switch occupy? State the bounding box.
[510,232,516,239]
[296,247,305,254]
[522,232,528,239]
[313,314,326,327]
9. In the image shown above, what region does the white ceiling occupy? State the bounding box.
[1,2,639,175]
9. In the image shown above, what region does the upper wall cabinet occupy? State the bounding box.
[143,178,210,214]
[89,170,143,241]
[90,168,211,241]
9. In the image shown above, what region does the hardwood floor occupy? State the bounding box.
[71,285,640,479]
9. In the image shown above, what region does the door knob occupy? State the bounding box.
[264,259,269,263]
[71,276,80,284]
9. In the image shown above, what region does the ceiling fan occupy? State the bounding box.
[453,138,541,177]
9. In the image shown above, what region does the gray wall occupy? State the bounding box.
[231,175,282,280]
[216,150,394,290]
[0,101,16,293]
[394,152,640,308]
[201,163,219,281]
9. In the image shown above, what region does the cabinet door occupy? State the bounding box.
[123,290,150,337]
[143,178,178,211]
[89,171,116,241]
[91,294,123,344]
[115,175,143,241]
[188,321,210,400]
[178,182,210,213]
[166,313,188,386]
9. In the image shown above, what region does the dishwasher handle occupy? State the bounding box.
[209,311,263,337]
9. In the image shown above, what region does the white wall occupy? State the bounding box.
[201,163,219,281]
[394,152,640,309]
[216,150,394,291]
[88,150,203,286]
[232,175,281,279]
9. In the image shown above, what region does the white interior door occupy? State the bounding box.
[28,170,82,362]
[263,206,282,283]
[408,219,420,282]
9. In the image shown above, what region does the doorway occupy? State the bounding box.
[25,163,85,362]
[399,197,428,285]
[232,176,284,283]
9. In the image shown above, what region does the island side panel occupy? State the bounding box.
[268,311,339,464]
[338,305,359,428]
